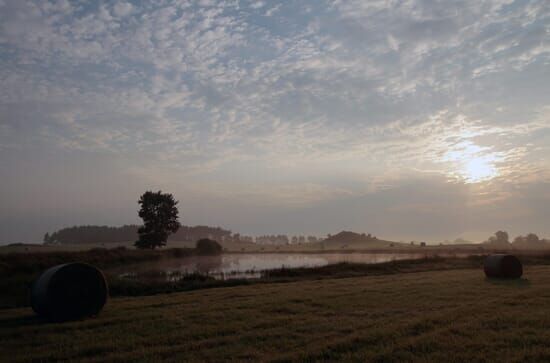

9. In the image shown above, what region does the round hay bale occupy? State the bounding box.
[484,254,523,279]
[31,263,108,321]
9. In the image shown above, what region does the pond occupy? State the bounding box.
[109,252,469,280]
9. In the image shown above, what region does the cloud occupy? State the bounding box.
[0,0,549,242]
[113,1,133,17]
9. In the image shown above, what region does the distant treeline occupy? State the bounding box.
[44,225,138,245]
[324,231,378,243]
[483,231,549,248]
[44,225,233,245]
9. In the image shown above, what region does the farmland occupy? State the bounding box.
[2,266,550,362]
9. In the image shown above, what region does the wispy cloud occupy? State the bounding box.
[0,0,549,242]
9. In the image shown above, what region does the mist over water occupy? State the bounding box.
[110,252,470,280]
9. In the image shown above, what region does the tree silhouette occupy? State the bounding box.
[513,233,542,247]
[485,230,510,246]
[43,224,231,245]
[526,233,540,244]
[495,230,509,244]
[135,191,180,249]
[196,238,223,255]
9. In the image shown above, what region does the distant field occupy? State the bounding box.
[0,242,133,253]
[0,239,495,254]
[3,266,550,362]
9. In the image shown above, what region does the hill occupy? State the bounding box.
[322,231,401,249]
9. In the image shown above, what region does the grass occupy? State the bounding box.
[0,247,194,275]
[106,256,483,299]
[0,251,497,308]
[5,249,550,309]
[3,266,550,362]
[0,238,514,254]
[0,247,194,308]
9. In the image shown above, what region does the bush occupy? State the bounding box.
[196,239,223,255]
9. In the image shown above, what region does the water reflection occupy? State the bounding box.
[110,252,466,280]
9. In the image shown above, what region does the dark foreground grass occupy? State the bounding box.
[5,251,550,309]
[0,247,194,308]
[3,266,550,362]
[0,253,495,308]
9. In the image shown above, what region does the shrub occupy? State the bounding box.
[196,239,223,255]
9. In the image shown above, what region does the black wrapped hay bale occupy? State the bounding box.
[484,254,523,279]
[31,263,108,321]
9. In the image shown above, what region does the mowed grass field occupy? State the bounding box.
[2,267,550,362]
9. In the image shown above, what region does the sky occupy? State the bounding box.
[0,0,549,244]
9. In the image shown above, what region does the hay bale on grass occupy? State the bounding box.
[31,263,108,321]
[484,254,523,279]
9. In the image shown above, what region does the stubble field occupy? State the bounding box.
[2,266,550,362]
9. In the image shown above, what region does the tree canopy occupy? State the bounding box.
[44,225,138,245]
[44,224,232,245]
[485,230,510,245]
[196,238,223,255]
[135,191,180,249]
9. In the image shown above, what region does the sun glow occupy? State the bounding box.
[462,155,498,183]
[443,141,500,183]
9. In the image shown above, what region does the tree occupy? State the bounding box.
[135,191,180,249]
[196,238,223,255]
[487,230,509,245]
[43,232,50,244]
[526,233,540,244]
[495,230,509,244]
[513,235,525,244]
[513,233,542,247]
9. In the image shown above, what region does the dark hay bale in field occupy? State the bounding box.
[31,263,108,321]
[484,254,523,279]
